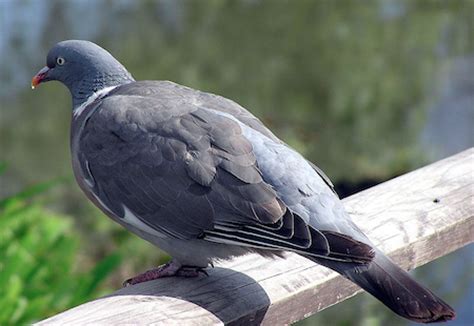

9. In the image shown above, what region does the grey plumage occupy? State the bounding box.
[73,81,371,265]
[33,40,455,323]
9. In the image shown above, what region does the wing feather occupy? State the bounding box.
[76,81,373,264]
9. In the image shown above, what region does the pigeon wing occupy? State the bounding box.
[77,82,372,262]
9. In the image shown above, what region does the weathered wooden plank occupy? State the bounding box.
[37,148,474,325]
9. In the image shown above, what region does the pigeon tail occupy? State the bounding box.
[311,249,455,323]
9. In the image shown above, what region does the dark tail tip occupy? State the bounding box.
[407,298,455,323]
[314,250,456,324]
[357,254,456,323]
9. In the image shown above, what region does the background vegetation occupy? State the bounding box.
[0,0,472,325]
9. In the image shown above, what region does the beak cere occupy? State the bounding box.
[31,66,50,89]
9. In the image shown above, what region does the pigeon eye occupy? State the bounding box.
[56,57,65,66]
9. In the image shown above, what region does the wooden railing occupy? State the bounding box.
[37,148,473,325]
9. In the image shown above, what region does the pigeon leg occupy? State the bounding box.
[123,260,207,287]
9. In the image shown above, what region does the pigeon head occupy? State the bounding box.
[32,40,135,107]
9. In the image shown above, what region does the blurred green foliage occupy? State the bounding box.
[0,166,121,324]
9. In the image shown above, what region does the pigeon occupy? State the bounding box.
[32,40,455,323]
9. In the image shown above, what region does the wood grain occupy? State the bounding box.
[36,148,474,325]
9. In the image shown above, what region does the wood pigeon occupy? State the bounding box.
[32,40,455,323]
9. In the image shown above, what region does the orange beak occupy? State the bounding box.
[31,66,50,89]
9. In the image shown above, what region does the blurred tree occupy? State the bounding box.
[2,0,473,192]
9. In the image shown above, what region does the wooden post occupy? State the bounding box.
[36,148,474,325]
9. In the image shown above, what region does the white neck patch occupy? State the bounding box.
[73,85,118,119]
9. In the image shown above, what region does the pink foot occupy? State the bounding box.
[123,260,208,287]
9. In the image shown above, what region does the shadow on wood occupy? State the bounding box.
[109,267,270,325]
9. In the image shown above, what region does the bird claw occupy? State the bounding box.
[123,261,208,287]
[176,265,209,277]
